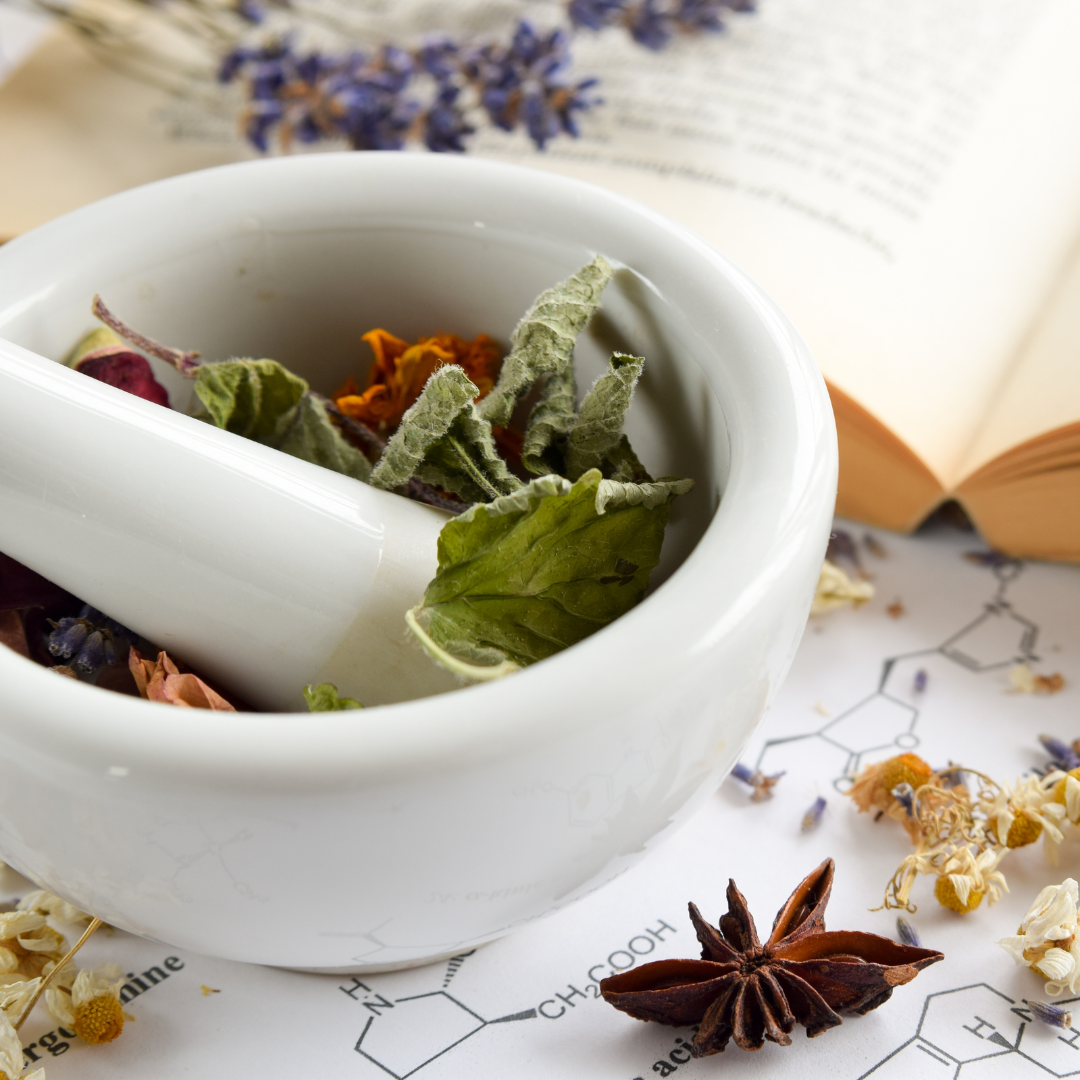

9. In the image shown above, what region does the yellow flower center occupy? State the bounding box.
[1052,767,1080,804]
[1005,814,1043,849]
[935,876,984,913]
[74,993,125,1044]
[878,754,934,795]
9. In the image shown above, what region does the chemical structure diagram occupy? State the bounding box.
[338,951,537,1079]
[858,983,1080,1078]
[754,558,1037,791]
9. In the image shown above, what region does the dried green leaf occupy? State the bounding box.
[596,476,695,514]
[277,394,372,483]
[564,353,644,480]
[193,359,308,443]
[408,468,686,672]
[479,255,614,435]
[303,683,363,711]
[371,365,522,502]
[604,435,652,484]
[194,358,374,483]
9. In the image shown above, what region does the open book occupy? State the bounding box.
[2,0,1080,559]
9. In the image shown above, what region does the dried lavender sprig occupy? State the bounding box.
[1040,735,1080,772]
[569,0,754,49]
[896,916,920,947]
[801,796,826,832]
[1028,1000,1073,1029]
[913,669,927,693]
[729,762,784,802]
[48,604,134,678]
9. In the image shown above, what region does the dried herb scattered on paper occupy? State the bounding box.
[847,748,1080,917]
[600,859,942,1055]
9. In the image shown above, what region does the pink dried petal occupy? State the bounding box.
[75,349,170,408]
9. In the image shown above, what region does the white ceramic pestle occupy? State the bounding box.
[0,336,458,711]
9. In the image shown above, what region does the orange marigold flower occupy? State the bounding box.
[129,648,236,711]
[334,329,503,433]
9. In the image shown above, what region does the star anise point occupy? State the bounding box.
[601,859,943,1055]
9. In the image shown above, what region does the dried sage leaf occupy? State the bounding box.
[194,359,308,443]
[195,359,371,482]
[406,468,685,674]
[479,255,614,436]
[277,394,372,483]
[371,365,522,502]
[564,353,644,480]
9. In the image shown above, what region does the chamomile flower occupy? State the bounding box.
[934,847,1008,913]
[17,892,91,926]
[0,976,40,1023]
[984,775,1066,850]
[999,879,1080,994]
[0,914,67,979]
[810,560,874,614]
[45,964,124,1045]
[0,1009,45,1080]
[1048,767,1080,824]
[849,754,935,839]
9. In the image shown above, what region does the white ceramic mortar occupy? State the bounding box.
[0,154,835,971]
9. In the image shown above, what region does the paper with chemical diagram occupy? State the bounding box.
[5,518,1080,1080]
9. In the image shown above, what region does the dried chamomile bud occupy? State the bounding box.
[1000,879,1080,994]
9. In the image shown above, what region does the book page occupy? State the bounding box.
[472,0,1080,488]
[957,235,1080,477]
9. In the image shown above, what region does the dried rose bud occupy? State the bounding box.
[67,328,170,408]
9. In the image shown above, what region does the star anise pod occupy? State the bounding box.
[600,859,942,1055]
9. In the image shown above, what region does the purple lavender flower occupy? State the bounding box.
[826,529,862,571]
[896,917,920,947]
[468,22,599,149]
[234,0,265,25]
[729,761,784,802]
[1041,734,1080,772]
[676,0,755,33]
[418,38,461,83]
[48,604,133,677]
[568,0,630,30]
[801,796,826,832]
[424,85,475,152]
[1028,1000,1073,1029]
[913,669,928,693]
[325,47,420,151]
[627,0,673,49]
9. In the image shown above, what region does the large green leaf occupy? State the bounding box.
[406,468,691,676]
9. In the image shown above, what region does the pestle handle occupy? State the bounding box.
[0,338,455,711]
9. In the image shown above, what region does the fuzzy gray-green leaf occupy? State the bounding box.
[411,468,685,670]
[370,365,477,491]
[277,394,372,483]
[595,476,695,514]
[564,353,644,480]
[371,365,522,502]
[194,359,308,443]
[479,255,614,430]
